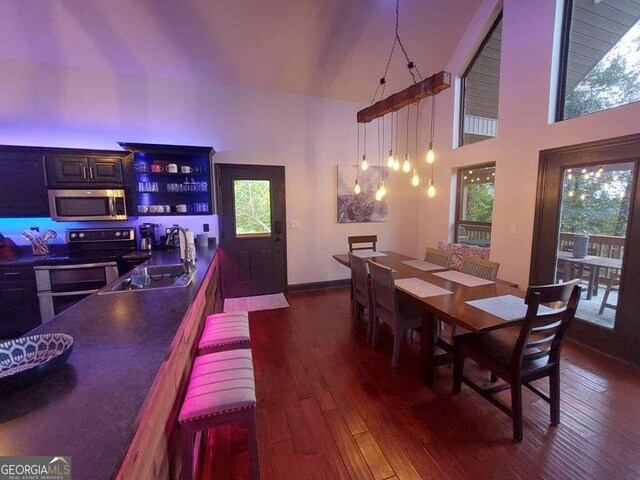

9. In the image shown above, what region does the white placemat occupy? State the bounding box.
[352,251,388,259]
[432,270,495,287]
[395,278,453,298]
[400,259,447,271]
[465,295,556,320]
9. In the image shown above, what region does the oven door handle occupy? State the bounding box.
[34,262,118,271]
[109,197,115,218]
[38,289,100,297]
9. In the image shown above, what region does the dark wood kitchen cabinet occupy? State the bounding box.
[0,266,41,339]
[45,155,125,187]
[0,151,49,217]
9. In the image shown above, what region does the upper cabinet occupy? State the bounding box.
[45,154,127,187]
[119,142,215,216]
[0,150,49,217]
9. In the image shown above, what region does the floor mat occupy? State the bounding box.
[223,293,290,313]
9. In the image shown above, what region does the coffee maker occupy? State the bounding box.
[139,223,158,251]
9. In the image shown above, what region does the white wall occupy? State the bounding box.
[418,0,640,288]
[0,57,421,285]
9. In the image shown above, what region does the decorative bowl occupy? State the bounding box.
[0,333,74,392]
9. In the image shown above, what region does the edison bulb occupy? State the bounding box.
[426,142,435,164]
[411,169,420,187]
[567,173,573,180]
[568,190,574,197]
[580,193,587,201]
[354,180,361,194]
[375,189,383,201]
[361,156,369,171]
[393,158,400,171]
[379,181,387,197]
[427,179,436,198]
[387,150,395,168]
[402,155,411,173]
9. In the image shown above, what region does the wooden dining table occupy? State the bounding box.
[333,251,525,386]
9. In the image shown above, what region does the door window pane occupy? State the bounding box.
[233,180,272,237]
[559,1,640,120]
[455,164,495,247]
[555,162,633,329]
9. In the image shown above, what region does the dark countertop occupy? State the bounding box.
[0,246,154,267]
[0,245,218,479]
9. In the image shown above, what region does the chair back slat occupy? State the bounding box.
[367,260,397,325]
[348,235,377,252]
[348,253,370,307]
[460,256,500,281]
[513,279,582,369]
[424,247,452,268]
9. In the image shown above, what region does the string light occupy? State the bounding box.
[426,95,436,164]
[387,111,395,167]
[354,123,360,193]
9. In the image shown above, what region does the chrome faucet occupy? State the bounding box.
[166,226,196,273]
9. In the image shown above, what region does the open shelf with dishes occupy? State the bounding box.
[119,142,215,216]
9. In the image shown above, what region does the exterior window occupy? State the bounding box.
[558,0,640,120]
[455,163,495,247]
[460,13,502,146]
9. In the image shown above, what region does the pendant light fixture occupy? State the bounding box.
[355,0,451,199]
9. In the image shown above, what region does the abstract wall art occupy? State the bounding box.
[337,164,388,223]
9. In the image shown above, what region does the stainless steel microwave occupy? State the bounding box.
[48,189,127,221]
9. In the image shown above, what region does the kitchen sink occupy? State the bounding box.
[98,263,198,294]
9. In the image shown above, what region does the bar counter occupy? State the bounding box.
[0,246,221,479]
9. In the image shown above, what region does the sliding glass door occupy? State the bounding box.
[531,134,640,363]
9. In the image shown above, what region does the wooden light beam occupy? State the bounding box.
[357,71,451,123]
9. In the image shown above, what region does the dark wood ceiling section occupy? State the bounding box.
[566,0,640,92]
[464,20,502,120]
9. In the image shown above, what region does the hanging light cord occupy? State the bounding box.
[356,123,360,175]
[430,94,436,144]
[370,0,424,104]
[414,101,420,164]
[405,103,410,156]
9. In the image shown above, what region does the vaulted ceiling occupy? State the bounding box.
[0,0,482,103]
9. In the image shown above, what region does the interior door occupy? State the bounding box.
[531,134,640,364]
[216,164,286,298]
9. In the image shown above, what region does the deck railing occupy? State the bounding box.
[457,223,491,247]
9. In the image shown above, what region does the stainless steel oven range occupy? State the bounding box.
[35,227,136,322]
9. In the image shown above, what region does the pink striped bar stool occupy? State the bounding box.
[178,348,259,479]
[198,311,250,355]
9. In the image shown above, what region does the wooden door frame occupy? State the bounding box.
[531,133,640,363]
[214,163,288,294]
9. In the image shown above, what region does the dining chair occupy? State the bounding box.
[460,256,500,281]
[348,235,377,253]
[368,260,422,368]
[348,253,374,341]
[452,279,582,442]
[424,247,452,268]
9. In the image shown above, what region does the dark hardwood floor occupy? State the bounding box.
[200,287,640,480]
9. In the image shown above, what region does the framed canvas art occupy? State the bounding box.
[337,164,388,223]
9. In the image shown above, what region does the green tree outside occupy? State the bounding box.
[234,180,271,235]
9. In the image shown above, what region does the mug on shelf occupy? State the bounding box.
[149,205,158,213]
[193,166,202,174]
[176,204,187,213]
[138,205,149,213]
[164,205,171,213]
[166,163,178,173]
[180,166,193,173]
[151,164,164,173]
[135,163,148,173]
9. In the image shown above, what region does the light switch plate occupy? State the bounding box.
[290,220,302,229]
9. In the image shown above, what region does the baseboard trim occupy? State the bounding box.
[287,279,350,292]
